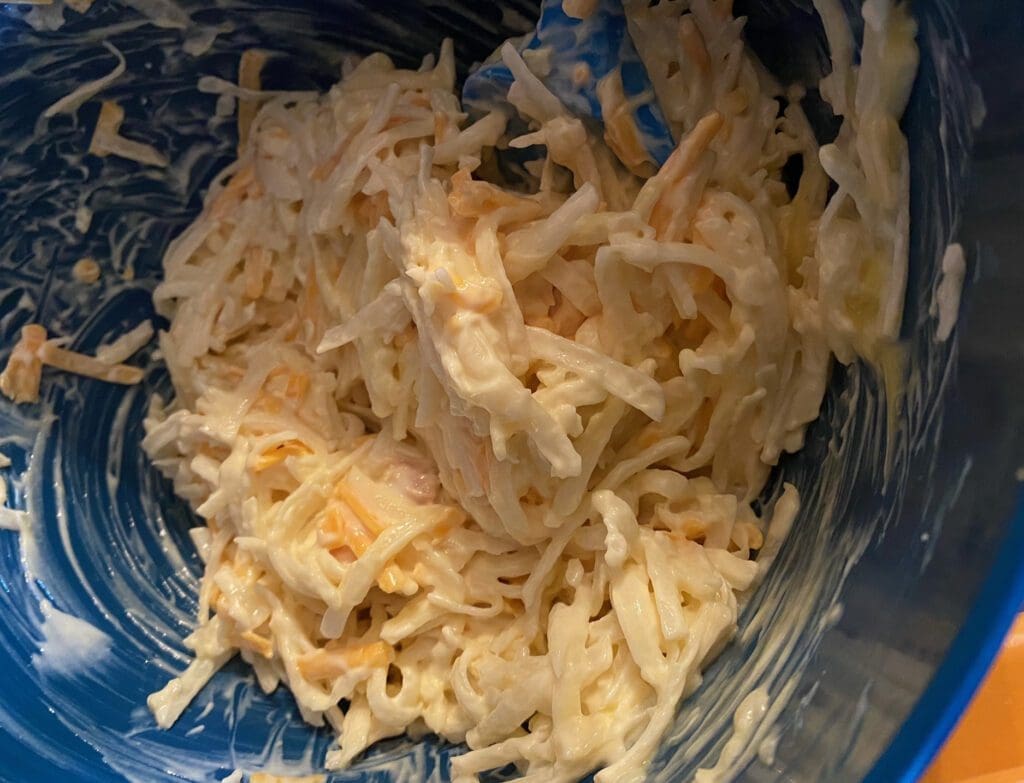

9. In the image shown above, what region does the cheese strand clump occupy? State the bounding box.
[142,2,918,780]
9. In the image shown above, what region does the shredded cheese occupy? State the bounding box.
[0,325,46,403]
[72,257,101,284]
[0,322,147,403]
[135,2,918,781]
[39,342,144,385]
[237,49,269,151]
[95,320,153,365]
[89,100,168,168]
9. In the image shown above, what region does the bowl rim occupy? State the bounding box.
[866,488,1024,783]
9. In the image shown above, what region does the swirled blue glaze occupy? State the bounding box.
[1,2,1021,783]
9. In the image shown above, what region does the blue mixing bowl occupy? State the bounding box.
[1,1,1022,781]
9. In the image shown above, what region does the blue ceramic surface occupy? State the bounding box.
[0,1,1023,782]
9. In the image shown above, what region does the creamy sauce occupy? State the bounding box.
[932,243,966,342]
[757,729,779,767]
[693,689,769,783]
[32,598,112,674]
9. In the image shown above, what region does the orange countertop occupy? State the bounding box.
[921,614,1024,783]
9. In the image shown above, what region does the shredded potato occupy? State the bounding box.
[137,2,918,781]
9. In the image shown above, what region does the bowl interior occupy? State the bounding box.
[1,2,1021,782]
